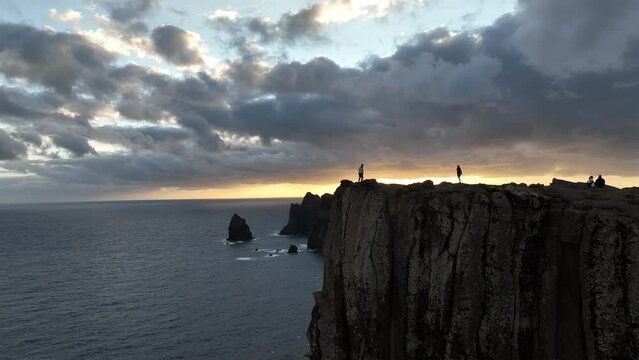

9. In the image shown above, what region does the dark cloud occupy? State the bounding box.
[92,126,192,154]
[2,0,639,202]
[12,129,42,147]
[0,129,27,160]
[115,91,167,121]
[0,87,52,119]
[151,25,204,66]
[390,28,480,66]
[51,133,98,157]
[512,0,639,75]
[232,94,363,145]
[0,24,115,96]
[90,0,158,37]
[106,0,157,24]
[277,4,325,42]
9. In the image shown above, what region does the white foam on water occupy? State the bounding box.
[225,241,244,245]
[235,257,256,261]
[297,244,308,250]
[254,248,285,254]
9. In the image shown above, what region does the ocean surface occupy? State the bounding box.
[0,199,323,360]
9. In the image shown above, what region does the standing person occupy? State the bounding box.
[358,164,364,182]
[587,176,595,188]
[456,165,463,183]
[595,175,606,188]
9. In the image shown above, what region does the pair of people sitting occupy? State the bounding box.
[586,175,605,188]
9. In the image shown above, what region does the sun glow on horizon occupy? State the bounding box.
[97,173,639,203]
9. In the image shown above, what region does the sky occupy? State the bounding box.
[0,0,638,203]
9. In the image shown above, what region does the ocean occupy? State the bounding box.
[0,199,323,360]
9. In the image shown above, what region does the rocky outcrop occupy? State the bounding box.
[288,244,299,254]
[281,192,323,235]
[227,213,253,242]
[308,179,639,360]
[280,192,334,250]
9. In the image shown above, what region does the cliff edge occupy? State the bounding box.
[308,179,639,360]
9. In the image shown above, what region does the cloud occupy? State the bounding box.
[51,133,98,157]
[150,25,205,66]
[314,0,408,24]
[49,9,83,22]
[79,0,159,59]
[104,0,157,25]
[208,9,322,48]
[0,24,115,95]
[209,9,239,23]
[0,129,27,160]
[3,0,639,202]
[12,129,43,147]
[209,0,416,47]
[511,0,639,76]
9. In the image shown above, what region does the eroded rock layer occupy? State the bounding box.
[308,179,639,360]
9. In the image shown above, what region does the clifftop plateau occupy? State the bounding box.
[308,179,639,360]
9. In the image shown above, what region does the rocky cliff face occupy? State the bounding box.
[280,192,333,249]
[308,179,639,360]
[281,192,323,235]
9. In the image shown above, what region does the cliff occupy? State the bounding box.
[280,192,323,235]
[280,192,333,249]
[308,179,639,360]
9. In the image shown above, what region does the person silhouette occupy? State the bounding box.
[358,164,364,182]
[456,165,463,183]
[594,175,605,188]
[587,176,594,188]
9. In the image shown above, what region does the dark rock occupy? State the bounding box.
[306,193,335,250]
[280,191,334,250]
[308,180,639,360]
[307,218,329,250]
[340,179,353,187]
[227,213,253,242]
[287,244,298,254]
[280,192,322,235]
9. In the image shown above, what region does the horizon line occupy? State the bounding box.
[2,177,633,206]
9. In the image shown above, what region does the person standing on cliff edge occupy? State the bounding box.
[456,165,463,183]
[358,164,364,182]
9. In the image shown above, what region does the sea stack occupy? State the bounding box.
[227,213,253,242]
[287,244,298,254]
[308,179,639,360]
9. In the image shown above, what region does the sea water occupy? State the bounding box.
[0,199,322,359]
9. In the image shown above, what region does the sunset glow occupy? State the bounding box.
[0,0,637,203]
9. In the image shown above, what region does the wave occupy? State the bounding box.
[235,257,256,261]
[225,241,245,245]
